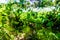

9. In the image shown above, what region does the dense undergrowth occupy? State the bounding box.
[0,0,60,40]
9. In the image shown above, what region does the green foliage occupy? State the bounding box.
[0,0,60,40]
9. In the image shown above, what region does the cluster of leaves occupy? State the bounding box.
[0,0,60,40]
